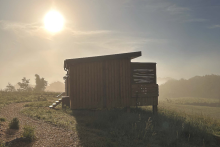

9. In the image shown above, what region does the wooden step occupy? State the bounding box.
[49,105,54,108]
[56,102,61,105]
[49,99,62,108]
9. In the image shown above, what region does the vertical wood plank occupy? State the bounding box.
[110,61,113,108]
[105,61,108,107]
[84,63,88,108]
[75,65,78,109]
[122,60,125,107]
[88,62,91,108]
[82,64,84,109]
[117,60,120,107]
[118,60,121,107]
[125,60,128,107]
[77,64,80,109]
[99,62,103,108]
[126,60,129,106]
[69,67,72,109]
[123,60,126,107]
[108,61,111,108]
[91,62,95,108]
[96,62,100,108]
[80,64,83,109]
[82,63,86,109]
[120,60,123,107]
[94,62,97,108]
[127,59,131,107]
[106,61,109,107]
[113,60,116,107]
[94,62,98,108]
[73,66,76,109]
[112,60,116,107]
[103,61,106,108]
[71,67,74,109]
[98,62,102,108]
[91,62,94,108]
[124,60,127,107]
[114,60,117,107]
[109,61,112,108]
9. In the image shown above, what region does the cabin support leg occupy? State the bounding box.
[62,96,70,108]
[152,105,158,114]
[126,106,130,113]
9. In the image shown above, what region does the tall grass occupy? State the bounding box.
[0,118,6,122]
[9,118,19,129]
[22,125,36,142]
[22,103,220,147]
[2,92,219,146]
[0,91,59,109]
[0,142,6,147]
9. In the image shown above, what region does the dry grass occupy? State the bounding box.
[0,103,78,147]
[0,91,58,110]
[1,92,220,146]
[22,102,220,147]
[159,97,220,123]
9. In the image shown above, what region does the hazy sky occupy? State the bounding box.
[0,0,220,89]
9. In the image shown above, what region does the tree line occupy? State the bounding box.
[159,74,220,99]
[5,74,47,92]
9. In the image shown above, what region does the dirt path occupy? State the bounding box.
[0,103,79,147]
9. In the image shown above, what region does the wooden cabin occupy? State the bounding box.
[63,51,159,112]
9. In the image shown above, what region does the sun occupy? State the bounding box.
[44,10,64,33]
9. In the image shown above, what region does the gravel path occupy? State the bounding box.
[0,103,80,147]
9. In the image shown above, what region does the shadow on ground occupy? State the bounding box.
[69,107,219,147]
[5,129,18,138]
[4,137,35,147]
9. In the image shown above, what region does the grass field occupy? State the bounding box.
[159,97,220,121]
[0,91,58,110]
[1,92,220,146]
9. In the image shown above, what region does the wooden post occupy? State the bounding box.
[62,96,70,108]
[103,61,107,108]
[126,106,130,113]
[135,91,139,109]
[153,105,158,114]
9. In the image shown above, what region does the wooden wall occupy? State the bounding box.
[69,59,131,109]
[66,70,70,96]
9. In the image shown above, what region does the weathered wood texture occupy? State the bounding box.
[67,70,70,96]
[69,59,131,109]
[131,62,156,84]
[65,51,158,109]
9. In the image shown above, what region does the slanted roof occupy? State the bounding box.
[64,51,141,70]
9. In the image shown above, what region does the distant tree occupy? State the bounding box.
[159,74,220,99]
[34,74,47,92]
[5,83,16,92]
[45,81,65,92]
[17,77,32,92]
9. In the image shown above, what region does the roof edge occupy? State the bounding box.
[64,51,141,70]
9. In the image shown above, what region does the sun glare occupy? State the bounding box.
[44,10,64,33]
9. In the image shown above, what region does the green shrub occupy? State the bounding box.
[9,118,19,129]
[0,118,6,122]
[0,141,6,147]
[22,125,36,142]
